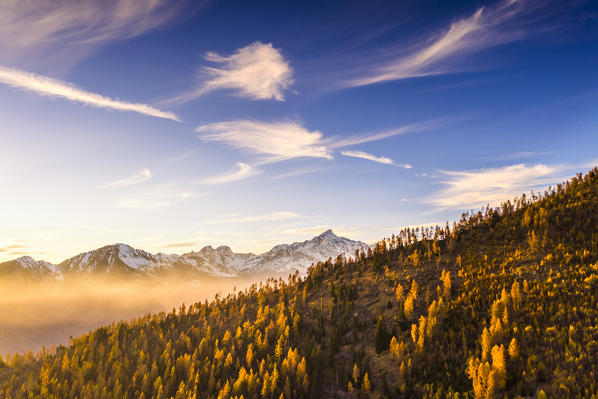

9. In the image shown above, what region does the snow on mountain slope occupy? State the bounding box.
[58,243,160,275]
[2,230,369,280]
[177,246,254,277]
[0,256,62,281]
[240,230,369,274]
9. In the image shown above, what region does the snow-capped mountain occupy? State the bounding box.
[0,256,61,281]
[58,243,163,277]
[241,229,369,274]
[0,230,369,281]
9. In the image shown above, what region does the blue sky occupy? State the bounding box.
[0,0,597,262]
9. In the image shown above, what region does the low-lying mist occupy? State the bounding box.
[0,277,257,356]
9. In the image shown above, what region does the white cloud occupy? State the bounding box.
[196,120,332,162]
[330,118,455,148]
[486,150,554,161]
[341,150,393,165]
[204,211,300,224]
[0,242,28,257]
[102,168,152,188]
[167,42,293,104]
[0,0,195,64]
[584,159,598,169]
[341,150,412,168]
[201,162,261,185]
[196,117,454,164]
[61,224,132,234]
[0,65,180,121]
[428,163,560,210]
[159,241,197,249]
[115,191,195,209]
[346,0,529,87]
[271,167,326,180]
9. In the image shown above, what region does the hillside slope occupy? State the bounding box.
[1,168,597,398]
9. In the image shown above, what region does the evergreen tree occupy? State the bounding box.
[375,314,389,353]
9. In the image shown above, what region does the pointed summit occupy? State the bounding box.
[318,229,336,238]
[216,246,233,254]
[58,243,157,275]
[104,243,136,252]
[15,255,35,264]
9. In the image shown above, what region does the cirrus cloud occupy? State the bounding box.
[204,211,301,225]
[196,120,332,162]
[330,117,458,148]
[201,162,261,185]
[344,0,543,88]
[428,163,561,210]
[115,191,196,209]
[102,168,152,188]
[166,42,293,104]
[341,150,412,168]
[195,117,452,166]
[0,65,180,121]
[341,150,393,165]
[0,0,198,65]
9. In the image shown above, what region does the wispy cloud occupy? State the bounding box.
[0,238,52,261]
[485,150,554,162]
[330,117,456,148]
[204,211,300,224]
[115,191,196,209]
[166,42,293,104]
[584,159,598,169]
[159,241,197,249]
[61,224,132,235]
[341,150,393,165]
[271,167,327,180]
[0,243,27,253]
[102,168,152,188]
[345,0,533,87]
[0,0,197,64]
[428,163,561,210]
[341,150,412,168]
[196,117,454,164]
[201,162,261,185]
[0,66,180,121]
[196,120,332,162]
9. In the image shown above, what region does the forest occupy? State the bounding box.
[1,167,597,398]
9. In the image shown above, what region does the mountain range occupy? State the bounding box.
[0,230,369,281]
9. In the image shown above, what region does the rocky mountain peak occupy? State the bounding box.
[318,229,336,238]
[2,230,369,279]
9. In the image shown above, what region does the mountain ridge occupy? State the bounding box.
[0,230,369,280]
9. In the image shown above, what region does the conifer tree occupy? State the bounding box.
[361,372,371,393]
[375,315,389,353]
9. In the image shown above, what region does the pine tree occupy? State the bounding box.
[375,315,389,353]
[352,363,359,385]
[491,344,506,390]
[481,327,492,361]
[361,372,371,393]
[508,338,518,359]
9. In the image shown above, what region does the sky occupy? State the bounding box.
[1,0,597,263]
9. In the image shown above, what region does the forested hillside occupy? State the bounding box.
[1,168,598,399]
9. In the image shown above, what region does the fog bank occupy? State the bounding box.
[0,277,256,355]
